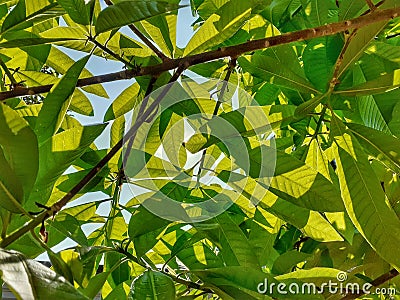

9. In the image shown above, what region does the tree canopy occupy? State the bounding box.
[1,0,400,299]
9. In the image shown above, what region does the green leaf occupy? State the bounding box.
[130,270,175,300]
[0,37,84,48]
[294,94,325,119]
[268,148,344,212]
[57,0,91,25]
[186,105,296,153]
[211,213,260,268]
[138,13,177,57]
[183,0,252,56]
[346,122,400,173]
[0,249,89,299]
[52,213,89,246]
[176,240,224,270]
[104,82,142,121]
[29,123,106,209]
[303,36,343,92]
[335,68,400,96]
[238,54,318,93]
[338,0,367,20]
[0,103,38,199]
[46,47,108,98]
[1,0,62,33]
[95,1,182,35]
[272,250,310,275]
[128,206,169,240]
[306,0,335,27]
[192,267,287,299]
[220,173,343,242]
[110,115,125,148]
[82,271,110,299]
[0,149,24,213]
[331,116,400,271]
[337,21,389,79]
[35,55,89,144]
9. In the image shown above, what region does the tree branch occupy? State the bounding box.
[1,6,400,101]
[365,0,377,11]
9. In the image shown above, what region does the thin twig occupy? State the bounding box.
[1,7,400,100]
[88,36,136,69]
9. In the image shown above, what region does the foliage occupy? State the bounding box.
[0,0,400,299]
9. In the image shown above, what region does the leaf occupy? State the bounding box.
[130,270,175,300]
[338,0,367,20]
[331,116,400,271]
[238,54,318,93]
[183,0,252,56]
[192,267,292,299]
[219,172,343,242]
[185,105,296,153]
[335,68,400,96]
[46,47,108,98]
[177,240,224,270]
[303,36,343,92]
[264,148,344,212]
[212,213,260,268]
[138,13,177,57]
[294,93,325,119]
[1,0,62,33]
[162,113,186,167]
[57,0,91,25]
[128,206,169,240]
[110,115,125,148]
[29,123,106,209]
[35,55,89,144]
[0,249,89,299]
[305,139,331,181]
[0,149,24,213]
[95,1,182,35]
[271,250,310,275]
[346,122,400,173]
[337,21,389,79]
[0,37,84,48]
[82,271,110,298]
[0,103,38,199]
[104,82,142,121]
[306,0,334,27]
[52,213,89,246]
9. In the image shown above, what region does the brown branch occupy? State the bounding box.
[1,7,400,101]
[365,0,377,11]
[341,268,399,299]
[0,65,185,249]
